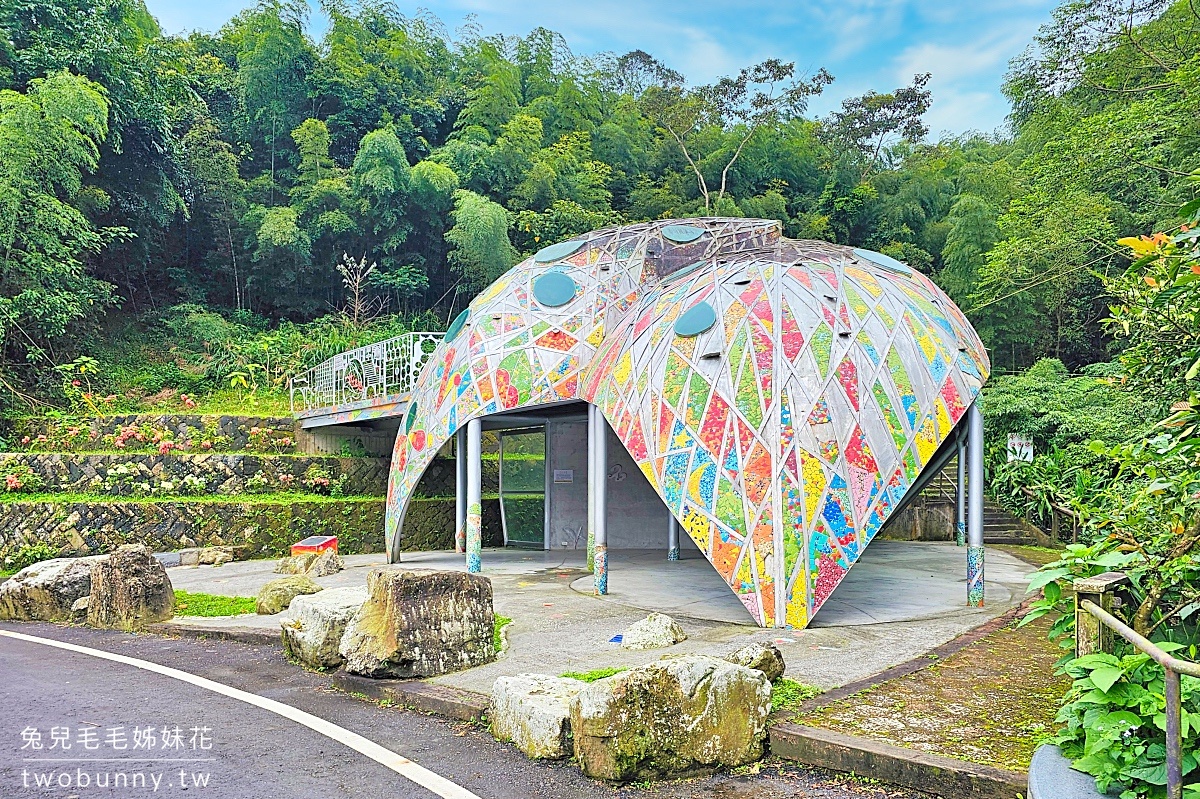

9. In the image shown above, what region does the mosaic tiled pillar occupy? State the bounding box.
[466,418,482,574]
[590,404,609,595]
[455,428,467,554]
[667,514,679,561]
[956,435,966,547]
[966,402,985,606]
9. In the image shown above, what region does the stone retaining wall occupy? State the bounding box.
[401,497,505,550]
[0,453,389,496]
[0,497,506,562]
[0,499,386,560]
[411,457,500,497]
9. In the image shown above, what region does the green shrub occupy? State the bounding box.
[244,473,271,494]
[1054,650,1200,798]
[304,464,334,494]
[2,542,59,574]
[2,463,44,494]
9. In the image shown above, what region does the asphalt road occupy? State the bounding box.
[0,622,927,799]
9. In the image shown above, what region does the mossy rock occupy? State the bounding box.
[255,575,322,615]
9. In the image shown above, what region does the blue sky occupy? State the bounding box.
[145,0,1061,136]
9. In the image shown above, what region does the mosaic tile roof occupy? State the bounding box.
[386,218,989,628]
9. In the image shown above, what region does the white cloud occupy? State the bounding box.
[924,87,1010,137]
[892,27,1032,83]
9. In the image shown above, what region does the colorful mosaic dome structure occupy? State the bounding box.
[387,218,990,628]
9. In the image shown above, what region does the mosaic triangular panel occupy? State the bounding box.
[386,219,990,628]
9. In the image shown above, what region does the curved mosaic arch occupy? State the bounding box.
[386,218,989,628]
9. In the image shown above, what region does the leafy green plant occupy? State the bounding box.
[304,464,334,494]
[243,426,294,454]
[1021,540,1138,647]
[2,463,44,494]
[1,542,59,574]
[1054,650,1200,798]
[770,677,823,715]
[244,473,271,494]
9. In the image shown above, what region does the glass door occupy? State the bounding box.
[499,428,546,548]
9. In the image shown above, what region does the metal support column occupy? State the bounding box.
[455,427,467,554]
[966,401,985,606]
[956,433,966,547]
[667,514,680,561]
[586,408,596,572]
[589,404,608,595]
[465,418,482,574]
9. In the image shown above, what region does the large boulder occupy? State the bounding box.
[256,575,322,615]
[87,545,175,631]
[274,553,316,574]
[570,655,771,781]
[338,567,494,678]
[304,550,343,578]
[0,556,107,621]
[281,587,368,669]
[274,551,343,577]
[620,612,687,650]
[180,546,236,567]
[724,642,786,682]
[491,674,587,759]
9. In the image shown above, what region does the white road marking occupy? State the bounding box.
[0,629,480,799]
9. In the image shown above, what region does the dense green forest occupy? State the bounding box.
[0,0,1197,410]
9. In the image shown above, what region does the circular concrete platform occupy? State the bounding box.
[570,541,1030,627]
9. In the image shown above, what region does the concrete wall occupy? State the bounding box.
[545,416,678,551]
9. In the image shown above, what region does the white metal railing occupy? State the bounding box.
[289,332,443,414]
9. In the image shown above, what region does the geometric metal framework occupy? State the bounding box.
[386,218,990,629]
[290,332,443,415]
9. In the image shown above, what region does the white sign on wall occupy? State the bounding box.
[1007,433,1034,463]
[553,469,574,483]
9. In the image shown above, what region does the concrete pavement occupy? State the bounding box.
[1,622,929,798]
[163,541,1033,692]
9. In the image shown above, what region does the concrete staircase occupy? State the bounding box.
[881,466,1056,547]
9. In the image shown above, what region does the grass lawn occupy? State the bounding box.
[173,590,256,617]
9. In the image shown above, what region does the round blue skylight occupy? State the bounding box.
[674,301,718,337]
[534,239,584,263]
[533,272,578,307]
[662,224,705,244]
[445,309,469,342]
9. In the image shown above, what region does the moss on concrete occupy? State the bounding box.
[797,615,1069,772]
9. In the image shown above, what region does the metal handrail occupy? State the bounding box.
[288,331,443,414]
[1080,599,1200,799]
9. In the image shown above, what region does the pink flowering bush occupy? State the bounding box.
[2,464,44,494]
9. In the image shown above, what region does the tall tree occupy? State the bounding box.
[642,59,833,211]
[0,72,118,391]
[824,73,932,181]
